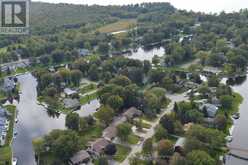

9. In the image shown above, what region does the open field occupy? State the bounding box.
[97,19,136,33]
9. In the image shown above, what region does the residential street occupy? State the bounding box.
[121,93,188,165]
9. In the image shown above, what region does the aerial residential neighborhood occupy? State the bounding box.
[0,0,248,165]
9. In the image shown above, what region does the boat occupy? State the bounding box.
[225,136,233,143]
[12,157,17,165]
[232,113,240,120]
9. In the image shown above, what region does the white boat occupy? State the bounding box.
[12,157,17,165]
[225,136,233,143]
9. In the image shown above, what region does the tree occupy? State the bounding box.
[186,150,216,165]
[152,55,160,65]
[208,75,219,87]
[144,60,151,74]
[157,139,174,156]
[220,95,233,109]
[155,125,168,141]
[88,64,99,81]
[94,106,114,125]
[117,123,132,141]
[170,153,187,165]
[110,75,131,86]
[143,138,153,155]
[65,113,80,131]
[98,42,109,55]
[214,114,227,130]
[104,143,117,155]
[160,114,175,134]
[107,95,124,110]
[71,69,83,86]
[44,130,80,161]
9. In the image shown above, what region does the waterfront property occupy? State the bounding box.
[1,77,15,93]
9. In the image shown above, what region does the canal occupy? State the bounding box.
[225,75,248,165]
[12,73,66,165]
[124,46,165,62]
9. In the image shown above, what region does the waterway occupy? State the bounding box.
[125,46,165,62]
[12,73,66,165]
[224,75,248,165]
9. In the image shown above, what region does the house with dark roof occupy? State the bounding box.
[69,150,90,165]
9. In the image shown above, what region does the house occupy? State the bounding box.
[2,77,15,92]
[64,88,77,97]
[78,49,90,56]
[63,98,80,110]
[174,137,186,153]
[103,126,117,141]
[200,103,219,118]
[211,97,221,107]
[91,138,110,155]
[123,107,142,120]
[69,150,90,165]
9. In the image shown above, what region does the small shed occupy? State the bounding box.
[69,150,90,165]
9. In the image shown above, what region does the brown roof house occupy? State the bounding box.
[123,107,142,120]
[69,150,90,165]
[103,125,117,141]
[91,138,110,155]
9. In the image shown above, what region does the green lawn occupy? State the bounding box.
[113,144,131,162]
[80,84,97,95]
[78,124,103,148]
[80,92,98,105]
[97,19,136,33]
[127,134,140,145]
[0,146,12,165]
[5,105,16,145]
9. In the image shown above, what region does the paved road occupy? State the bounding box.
[121,93,188,165]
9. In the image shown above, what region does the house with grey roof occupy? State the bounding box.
[69,150,90,165]
[2,77,15,92]
[200,103,219,118]
[63,98,80,110]
[103,125,117,141]
[64,88,77,97]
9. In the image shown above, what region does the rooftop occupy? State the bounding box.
[70,150,90,164]
[91,138,110,154]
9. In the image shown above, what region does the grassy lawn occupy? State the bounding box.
[0,105,16,165]
[0,146,12,165]
[78,124,103,148]
[127,134,140,145]
[113,144,131,162]
[80,84,97,95]
[218,92,243,134]
[5,105,16,145]
[80,92,98,105]
[97,19,136,33]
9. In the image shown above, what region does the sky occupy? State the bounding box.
[32,0,248,13]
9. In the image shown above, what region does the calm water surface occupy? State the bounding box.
[12,73,65,165]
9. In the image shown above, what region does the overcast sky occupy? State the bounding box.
[32,0,248,13]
